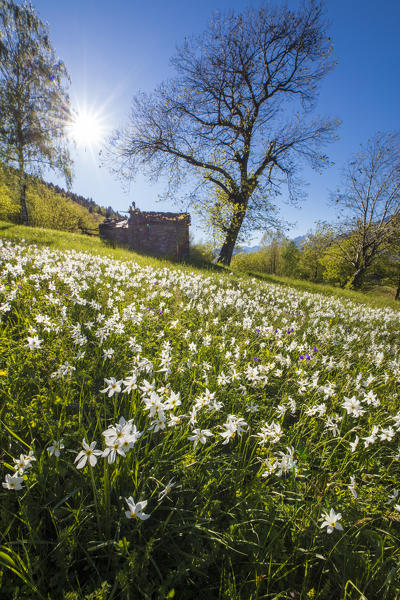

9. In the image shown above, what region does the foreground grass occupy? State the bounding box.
[1,226,400,599]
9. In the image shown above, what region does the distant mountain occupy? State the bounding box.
[234,245,261,255]
[293,235,307,247]
[235,236,307,253]
[232,236,307,256]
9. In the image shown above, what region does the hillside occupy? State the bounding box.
[0,162,121,234]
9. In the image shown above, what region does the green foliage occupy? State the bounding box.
[282,240,300,277]
[233,233,301,278]
[25,180,98,233]
[320,237,357,287]
[232,246,278,274]
[189,242,215,265]
[0,181,19,222]
[232,232,288,275]
[0,163,103,233]
[232,220,399,301]
[297,224,334,283]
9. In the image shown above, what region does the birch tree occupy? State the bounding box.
[0,0,72,224]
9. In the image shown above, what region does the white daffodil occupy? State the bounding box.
[47,439,64,457]
[188,428,213,448]
[74,439,102,469]
[349,475,357,498]
[164,391,181,410]
[342,396,364,417]
[363,426,379,448]
[275,447,297,477]
[122,374,137,393]
[3,473,24,490]
[320,508,343,534]
[379,427,395,442]
[13,453,34,475]
[102,439,126,464]
[349,435,359,452]
[125,496,150,520]
[158,478,175,500]
[220,415,247,444]
[100,377,122,397]
[26,335,43,350]
[143,392,165,417]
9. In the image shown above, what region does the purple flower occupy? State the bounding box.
[18,285,22,289]
[300,355,304,360]
[313,346,318,352]
[305,354,311,360]
[253,357,260,362]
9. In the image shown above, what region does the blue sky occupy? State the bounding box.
[31,0,400,244]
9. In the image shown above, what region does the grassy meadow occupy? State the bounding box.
[1,225,400,599]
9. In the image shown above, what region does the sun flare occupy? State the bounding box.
[68,109,105,148]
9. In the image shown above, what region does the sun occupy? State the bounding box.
[68,108,105,148]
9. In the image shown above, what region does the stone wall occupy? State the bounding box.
[99,208,190,261]
[99,218,129,246]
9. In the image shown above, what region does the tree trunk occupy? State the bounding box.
[20,175,28,226]
[217,224,241,265]
[216,200,246,266]
[345,265,365,289]
[18,146,29,225]
[395,271,400,301]
[313,264,318,281]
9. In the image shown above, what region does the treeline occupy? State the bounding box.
[0,162,117,234]
[232,222,400,300]
[41,180,122,220]
[0,162,124,233]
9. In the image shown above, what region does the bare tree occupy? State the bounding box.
[109,1,339,265]
[332,132,400,288]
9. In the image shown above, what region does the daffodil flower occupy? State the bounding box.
[320,508,343,534]
[125,497,150,520]
[3,474,24,490]
[74,439,102,469]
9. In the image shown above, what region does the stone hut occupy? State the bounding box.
[99,205,190,261]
